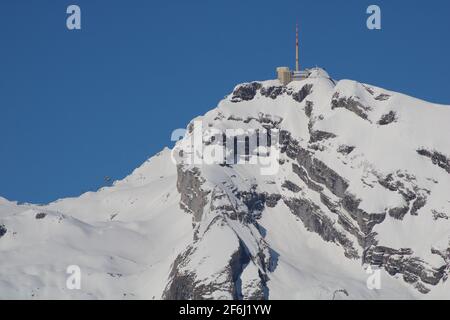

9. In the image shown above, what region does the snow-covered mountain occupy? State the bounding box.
[1,68,450,299]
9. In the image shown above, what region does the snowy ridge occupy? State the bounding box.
[1,68,450,299]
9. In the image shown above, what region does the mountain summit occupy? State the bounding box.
[1,68,450,299]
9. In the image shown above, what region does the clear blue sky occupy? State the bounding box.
[1,0,449,204]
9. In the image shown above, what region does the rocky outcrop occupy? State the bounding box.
[375,93,391,101]
[243,113,283,130]
[163,213,270,300]
[169,152,277,300]
[332,289,349,300]
[265,194,281,208]
[0,224,6,238]
[231,82,314,105]
[363,85,391,101]
[417,148,450,174]
[284,197,359,259]
[294,148,349,198]
[231,82,262,102]
[378,172,429,218]
[432,210,449,221]
[232,82,314,104]
[283,133,346,197]
[281,132,386,252]
[431,247,450,267]
[364,246,447,293]
[177,166,210,222]
[229,241,262,300]
[35,213,46,219]
[337,145,355,155]
[304,101,314,117]
[378,111,397,125]
[162,236,245,300]
[309,130,337,144]
[162,247,198,300]
[260,86,284,100]
[411,195,427,216]
[363,85,375,95]
[320,193,339,214]
[331,93,371,121]
[292,163,323,193]
[341,194,386,238]
[227,115,243,121]
[388,206,409,220]
[208,188,243,222]
[257,113,283,129]
[279,127,445,292]
[281,180,301,193]
[292,84,313,103]
[236,188,266,221]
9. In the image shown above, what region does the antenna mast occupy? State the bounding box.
[295,23,299,72]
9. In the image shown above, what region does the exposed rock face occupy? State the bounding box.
[337,145,355,155]
[309,130,337,143]
[163,238,261,300]
[332,289,349,300]
[292,84,313,103]
[260,86,285,100]
[280,133,384,257]
[236,187,267,220]
[432,210,449,221]
[167,161,275,299]
[388,206,409,220]
[0,224,6,238]
[177,166,210,222]
[431,247,450,267]
[255,113,283,128]
[331,93,371,121]
[304,101,314,117]
[377,172,429,218]
[231,82,314,105]
[411,195,427,216]
[281,180,301,193]
[363,85,375,95]
[291,146,349,198]
[265,194,281,208]
[341,194,386,244]
[162,247,198,300]
[284,197,359,259]
[228,115,243,121]
[378,111,397,125]
[375,93,391,101]
[364,85,391,101]
[417,148,450,174]
[163,191,272,300]
[278,125,446,291]
[364,246,447,292]
[292,163,323,193]
[35,213,46,219]
[231,82,262,102]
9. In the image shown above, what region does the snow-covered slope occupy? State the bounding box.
[0,149,192,299]
[1,68,450,299]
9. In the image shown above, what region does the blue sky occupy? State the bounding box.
[1,0,449,204]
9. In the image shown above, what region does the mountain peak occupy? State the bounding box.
[1,72,450,299]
